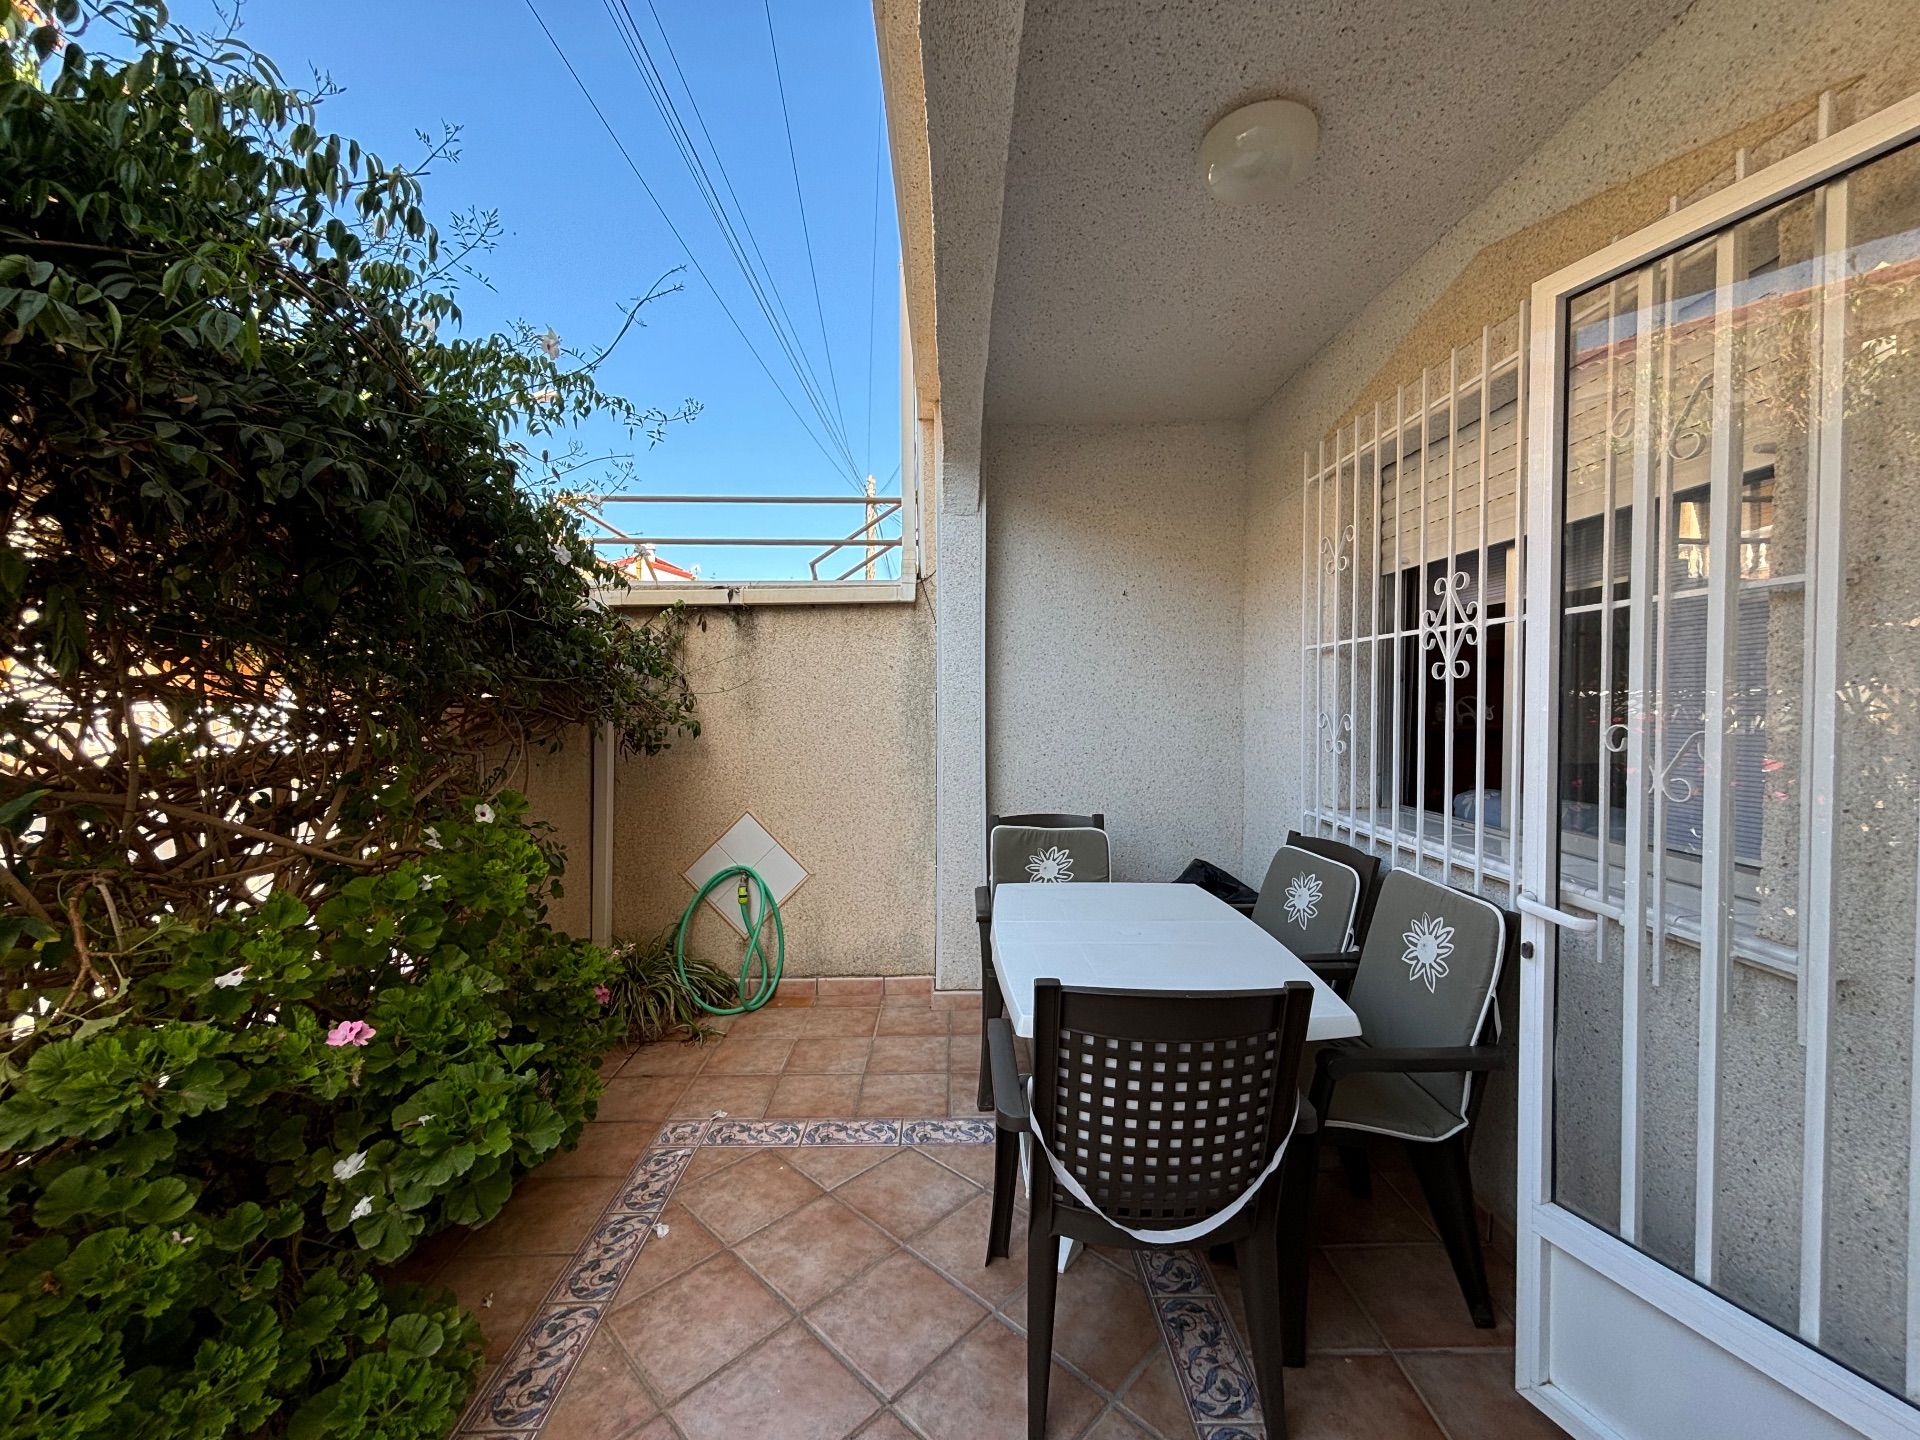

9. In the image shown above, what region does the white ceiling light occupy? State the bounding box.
[1199,98,1319,205]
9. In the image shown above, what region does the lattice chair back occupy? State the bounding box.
[1251,844,1361,954]
[988,812,1110,891]
[1030,979,1314,1230]
[1346,870,1508,1119]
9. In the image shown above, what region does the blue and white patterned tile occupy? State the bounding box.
[1158,1295,1262,1424]
[1199,1427,1265,1439]
[802,1118,902,1145]
[707,1118,806,1147]
[557,1211,659,1302]
[612,1147,690,1213]
[901,1117,993,1145]
[469,1303,599,1431]
[1140,1248,1213,1296]
[653,1119,708,1147]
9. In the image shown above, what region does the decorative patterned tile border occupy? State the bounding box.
[1137,1249,1269,1438]
[454,1110,1231,1439]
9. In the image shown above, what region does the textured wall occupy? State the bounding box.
[985,422,1248,888]
[507,732,594,940]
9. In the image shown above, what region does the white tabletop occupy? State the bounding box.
[990,882,1362,1042]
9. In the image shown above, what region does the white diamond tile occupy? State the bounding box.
[718,813,778,866]
[682,814,808,938]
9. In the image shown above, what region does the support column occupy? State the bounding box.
[933,468,987,990]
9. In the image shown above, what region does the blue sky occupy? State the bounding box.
[177,0,901,581]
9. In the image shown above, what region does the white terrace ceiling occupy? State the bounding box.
[983,0,1692,426]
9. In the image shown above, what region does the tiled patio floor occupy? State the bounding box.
[415,980,1567,1439]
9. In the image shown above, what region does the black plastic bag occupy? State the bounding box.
[1174,857,1258,909]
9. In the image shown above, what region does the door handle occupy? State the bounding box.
[1516,892,1600,933]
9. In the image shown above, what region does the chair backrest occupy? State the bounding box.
[1030,979,1314,1229]
[1285,830,1384,943]
[1250,844,1361,954]
[1346,869,1511,1118]
[988,811,1109,891]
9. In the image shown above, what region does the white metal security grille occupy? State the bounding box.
[1299,310,1529,898]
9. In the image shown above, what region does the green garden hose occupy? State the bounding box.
[675,864,785,1014]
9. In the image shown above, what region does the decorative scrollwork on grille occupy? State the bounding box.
[1320,524,1355,576]
[1423,571,1478,681]
[1319,712,1352,756]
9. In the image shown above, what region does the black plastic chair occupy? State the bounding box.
[987,979,1316,1440]
[975,811,1108,1110]
[1289,870,1515,1343]
[1283,830,1384,951]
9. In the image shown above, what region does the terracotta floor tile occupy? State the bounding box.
[875,1006,948,1036]
[837,1149,980,1239]
[673,1320,879,1440]
[671,1074,779,1120]
[868,1036,950,1074]
[436,1253,560,1362]
[723,1006,813,1036]
[597,1075,694,1124]
[787,1144,900,1189]
[884,976,934,1000]
[808,1250,989,1396]
[621,1039,714,1076]
[918,1141,995,1189]
[895,1316,1103,1440]
[1325,1243,1515,1350]
[767,1073,865,1118]
[539,1330,661,1440]
[805,1006,883,1037]
[854,1410,920,1438]
[913,1190,1026,1306]
[700,1035,796,1075]
[628,1419,679,1440]
[533,1122,665,1180]
[785,1037,873,1074]
[1211,1251,1385,1354]
[678,1145,757,1187]
[598,1046,637,1080]
[1312,1167,1438,1244]
[607,1251,791,1402]
[611,1203,722,1303]
[818,977,887,1006]
[462,1175,621,1258]
[1272,1353,1447,1438]
[948,1032,983,1070]
[856,1073,950,1118]
[677,1149,823,1244]
[771,978,816,1005]
[949,1075,983,1117]
[1116,1346,1196,1438]
[1399,1351,1569,1438]
[1083,1408,1157,1440]
[736,1194,898,1307]
[1045,1251,1164,1391]
[931,988,982,1012]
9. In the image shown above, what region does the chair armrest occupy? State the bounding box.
[1227,896,1257,916]
[975,884,992,926]
[1315,1044,1506,1080]
[986,1018,1028,1132]
[1298,949,1361,993]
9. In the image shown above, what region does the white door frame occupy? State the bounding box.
[1518,93,1920,1440]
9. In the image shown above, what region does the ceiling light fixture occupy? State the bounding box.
[1199,98,1319,205]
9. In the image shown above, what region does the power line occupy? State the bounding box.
[522,0,858,485]
[599,0,862,485]
[762,0,851,458]
[863,110,883,477]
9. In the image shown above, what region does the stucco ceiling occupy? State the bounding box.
[983,0,1692,425]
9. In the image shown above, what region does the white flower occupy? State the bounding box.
[419,874,434,892]
[473,803,495,825]
[1026,846,1075,883]
[9,1012,34,1042]
[1283,873,1322,930]
[332,1151,368,1181]
[90,984,108,999]
[169,1230,194,1245]
[212,966,249,989]
[1401,914,1456,994]
[538,327,562,359]
[653,1222,670,1239]
[410,1113,434,1127]
[156,1072,171,1088]
[422,826,442,850]
[349,1196,373,1222]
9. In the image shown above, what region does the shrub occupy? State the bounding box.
[0,6,696,1436]
[604,929,741,1045]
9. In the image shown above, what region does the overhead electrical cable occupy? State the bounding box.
[522,0,856,484]
[598,0,862,486]
[863,111,883,476]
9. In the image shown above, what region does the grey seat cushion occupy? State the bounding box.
[1250,844,1360,955]
[1325,870,1507,1142]
[989,825,1110,890]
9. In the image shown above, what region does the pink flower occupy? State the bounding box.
[593,985,612,1006]
[326,1020,377,1048]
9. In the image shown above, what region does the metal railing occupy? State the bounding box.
[566,489,907,587]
